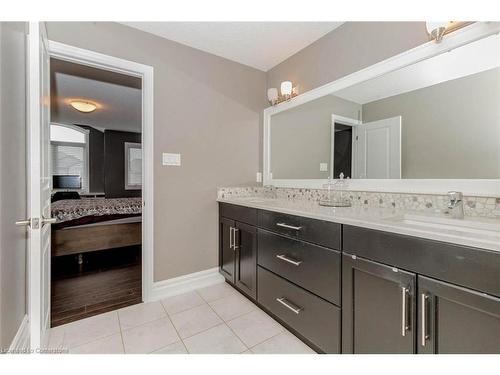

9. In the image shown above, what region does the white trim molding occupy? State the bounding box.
[263,22,500,197]
[149,267,224,301]
[47,41,155,302]
[8,315,30,353]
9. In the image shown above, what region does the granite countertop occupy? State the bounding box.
[217,196,500,253]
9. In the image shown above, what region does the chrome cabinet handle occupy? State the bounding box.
[276,223,302,231]
[421,293,429,347]
[229,227,234,250]
[233,228,240,250]
[401,287,409,337]
[276,254,302,266]
[276,297,302,314]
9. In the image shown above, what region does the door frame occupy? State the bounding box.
[47,41,155,303]
[330,114,361,179]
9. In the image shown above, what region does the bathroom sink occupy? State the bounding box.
[384,213,500,238]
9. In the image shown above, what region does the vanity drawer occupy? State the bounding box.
[258,229,341,305]
[257,210,341,249]
[219,202,257,226]
[257,266,341,353]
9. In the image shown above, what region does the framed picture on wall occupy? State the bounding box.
[124,142,142,190]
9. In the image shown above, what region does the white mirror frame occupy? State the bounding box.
[263,22,500,197]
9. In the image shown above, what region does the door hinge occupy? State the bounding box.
[355,136,359,141]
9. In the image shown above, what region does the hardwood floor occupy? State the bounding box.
[51,245,142,327]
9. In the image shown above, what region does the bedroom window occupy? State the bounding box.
[50,124,90,192]
[125,142,142,190]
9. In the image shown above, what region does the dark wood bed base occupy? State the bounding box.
[51,222,142,257]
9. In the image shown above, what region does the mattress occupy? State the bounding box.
[51,197,142,229]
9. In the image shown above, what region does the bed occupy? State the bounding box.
[51,197,142,257]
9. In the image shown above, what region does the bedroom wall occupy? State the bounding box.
[46,22,267,282]
[104,130,142,198]
[0,22,28,349]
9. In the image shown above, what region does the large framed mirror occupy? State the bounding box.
[263,22,500,195]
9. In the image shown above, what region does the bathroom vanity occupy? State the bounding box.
[218,24,500,354]
[218,199,500,354]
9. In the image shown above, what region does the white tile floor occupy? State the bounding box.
[47,282,316,354]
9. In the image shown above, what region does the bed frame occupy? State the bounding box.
[51,222,142,257]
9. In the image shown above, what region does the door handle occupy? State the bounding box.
[15,219,31,227]
[276,254,302,266]
[401,286,409,337]
[421,293,429,347]
[41,216,57,226]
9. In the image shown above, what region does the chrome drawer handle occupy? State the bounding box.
[276,223,302,231]
[276,254,302,266]
[276,297,302,314]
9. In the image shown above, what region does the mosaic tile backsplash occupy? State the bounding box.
[217,186,500,218]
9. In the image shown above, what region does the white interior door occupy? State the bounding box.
[27,21,52,350]
[354,116,401,179]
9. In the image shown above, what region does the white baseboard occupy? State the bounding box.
[148,267,224,302]
[8,315,30,353]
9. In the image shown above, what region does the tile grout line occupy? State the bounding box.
[64,312,122,353]
[203,294,251,352]
[116,310,126,354]
[158,298,190,354]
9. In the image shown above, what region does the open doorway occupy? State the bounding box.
[49,58,143,326]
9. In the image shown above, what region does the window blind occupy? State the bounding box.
[51,143,88,191]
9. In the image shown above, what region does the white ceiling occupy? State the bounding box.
[51,59,142,133]
[334,33,500,105]
[122,22,344,71]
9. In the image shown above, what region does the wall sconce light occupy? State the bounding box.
[267,81,299,106]
[426,21,449,43]
[426,21,473,43]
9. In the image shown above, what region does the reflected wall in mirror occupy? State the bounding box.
[269,33,500,180]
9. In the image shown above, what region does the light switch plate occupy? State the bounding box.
[162,153,181,166]
[320,162,328,172]
[256,172,262,183]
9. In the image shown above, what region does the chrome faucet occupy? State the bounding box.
[446,191,464,219]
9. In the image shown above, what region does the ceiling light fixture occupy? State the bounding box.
[70,100,97,113]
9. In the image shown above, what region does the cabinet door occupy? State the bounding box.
[342,254,416,353]
[219,217,235,283]
[234,221,257,300]
[418,276,500,354]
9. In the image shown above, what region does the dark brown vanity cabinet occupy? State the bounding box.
[342,254,416,354]
[219,204,257,300]
[418,276,500,354]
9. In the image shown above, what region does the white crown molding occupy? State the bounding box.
[263,22,500,197]
[149,267,224,301]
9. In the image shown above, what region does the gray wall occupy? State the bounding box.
[267,22,428,94]
[0,22,27,349]
[362,67,500,179]
[46,22,267,282]
[271,95,360,179]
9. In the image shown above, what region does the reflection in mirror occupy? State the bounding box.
[269,33,500,180]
